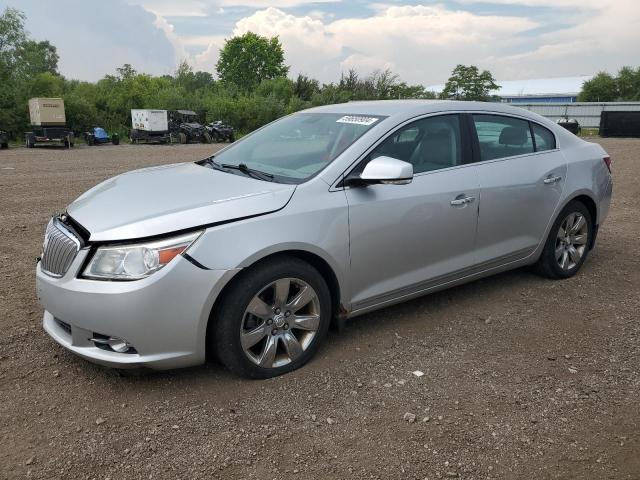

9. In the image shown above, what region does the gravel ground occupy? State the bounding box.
[0,139,638,480]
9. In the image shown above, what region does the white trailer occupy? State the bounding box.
[130,109,170,144]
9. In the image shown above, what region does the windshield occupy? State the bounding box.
[207,113,384,183]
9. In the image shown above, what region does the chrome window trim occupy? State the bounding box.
[330,110,468,190]
[330,109,562,191]
[470,111,560,154]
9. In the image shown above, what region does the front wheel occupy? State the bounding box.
[212,257,331,378]
[534,201,593,279]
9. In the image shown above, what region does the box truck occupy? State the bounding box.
[24,98,74,148]
[129,109,170,144]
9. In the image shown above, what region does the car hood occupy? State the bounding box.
[67,162,296,242]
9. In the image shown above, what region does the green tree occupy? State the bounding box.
[578,72,618,102]
[441,64,498,101]
[293,74,319,101]
[216,32,288,93]
[15,40,58,78]
[615,66,640,101]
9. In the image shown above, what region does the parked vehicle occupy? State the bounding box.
[36,101,613,378]
[129,109,170,144]
[25,98,74,148]
[206,120,235,143]
[0,129,8,149]
[84,127,119,146]
[169,110,211,144]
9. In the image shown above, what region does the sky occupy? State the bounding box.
[2,0,638,85]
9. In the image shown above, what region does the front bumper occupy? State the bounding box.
[36,249,238,370]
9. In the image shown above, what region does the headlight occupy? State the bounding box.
[83,231,202,280]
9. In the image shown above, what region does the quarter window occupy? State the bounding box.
[473,114,534,161]
[532,123,556,151]
[368,115,463,174]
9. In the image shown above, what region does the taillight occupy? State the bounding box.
[603,155,612,173]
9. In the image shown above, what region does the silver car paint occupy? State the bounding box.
[68,162,296,241]
[36,100,613,369]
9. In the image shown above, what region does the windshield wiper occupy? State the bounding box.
[220,163,274,182]
[202,157,274,181]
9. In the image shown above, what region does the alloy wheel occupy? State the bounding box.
[240,278,321,369]
[555,212,588,270]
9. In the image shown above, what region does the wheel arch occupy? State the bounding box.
[560,192,598,249]
[204,248,345,360]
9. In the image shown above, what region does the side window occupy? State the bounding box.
[532,123,556,152]
[369,115,463,174]
[473,114,534,161]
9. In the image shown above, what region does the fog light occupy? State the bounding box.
[90,334,136,353]
[107,337,133,353]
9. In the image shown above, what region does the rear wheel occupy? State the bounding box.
[212,257,331,378]
[178,132,187,144]
[534,200,593,279]
[202,132,212,144]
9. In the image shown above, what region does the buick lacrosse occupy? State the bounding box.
[36,101,613,378]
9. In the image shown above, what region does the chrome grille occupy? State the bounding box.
[41,218,81,277]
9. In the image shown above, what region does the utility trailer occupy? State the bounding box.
[24,98,74,148]
[130,109,170,144]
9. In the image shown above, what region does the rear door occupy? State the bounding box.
[346,114,480,310]
[470,114,567,266]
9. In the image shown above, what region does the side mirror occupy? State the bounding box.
[352,156,413,186]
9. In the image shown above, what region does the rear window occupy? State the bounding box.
[532,123,556,151]
[473,114,534,161]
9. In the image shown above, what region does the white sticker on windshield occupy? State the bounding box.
[336,115,379,126]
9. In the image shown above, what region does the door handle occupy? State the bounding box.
[543,175,562,185]
[451,196,476,206]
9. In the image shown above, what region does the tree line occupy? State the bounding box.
[1,8,507,141]
[4,7,636,142]
[578,67,640,102]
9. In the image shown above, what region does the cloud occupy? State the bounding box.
[484,0,640,79]
[8,0,638,84]
[10,0,179,80]
[225,5,537,84]
[198,2,638,84]
[131,0,338,17]
[232,8,343,79]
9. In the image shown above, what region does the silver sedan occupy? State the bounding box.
[36,101,613,377]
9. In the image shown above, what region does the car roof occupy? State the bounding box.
[304,99,545,120]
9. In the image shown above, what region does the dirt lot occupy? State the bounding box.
[0,139,638,480]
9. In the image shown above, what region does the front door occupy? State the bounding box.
[346,114,480,311]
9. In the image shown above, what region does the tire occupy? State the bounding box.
[229,133,235,143]
[202,132,212,144]
[178,132,187,144]
[1,143,8,149]
[212,256,332,379]
[533,200,593,279]
[26,135,35,148]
